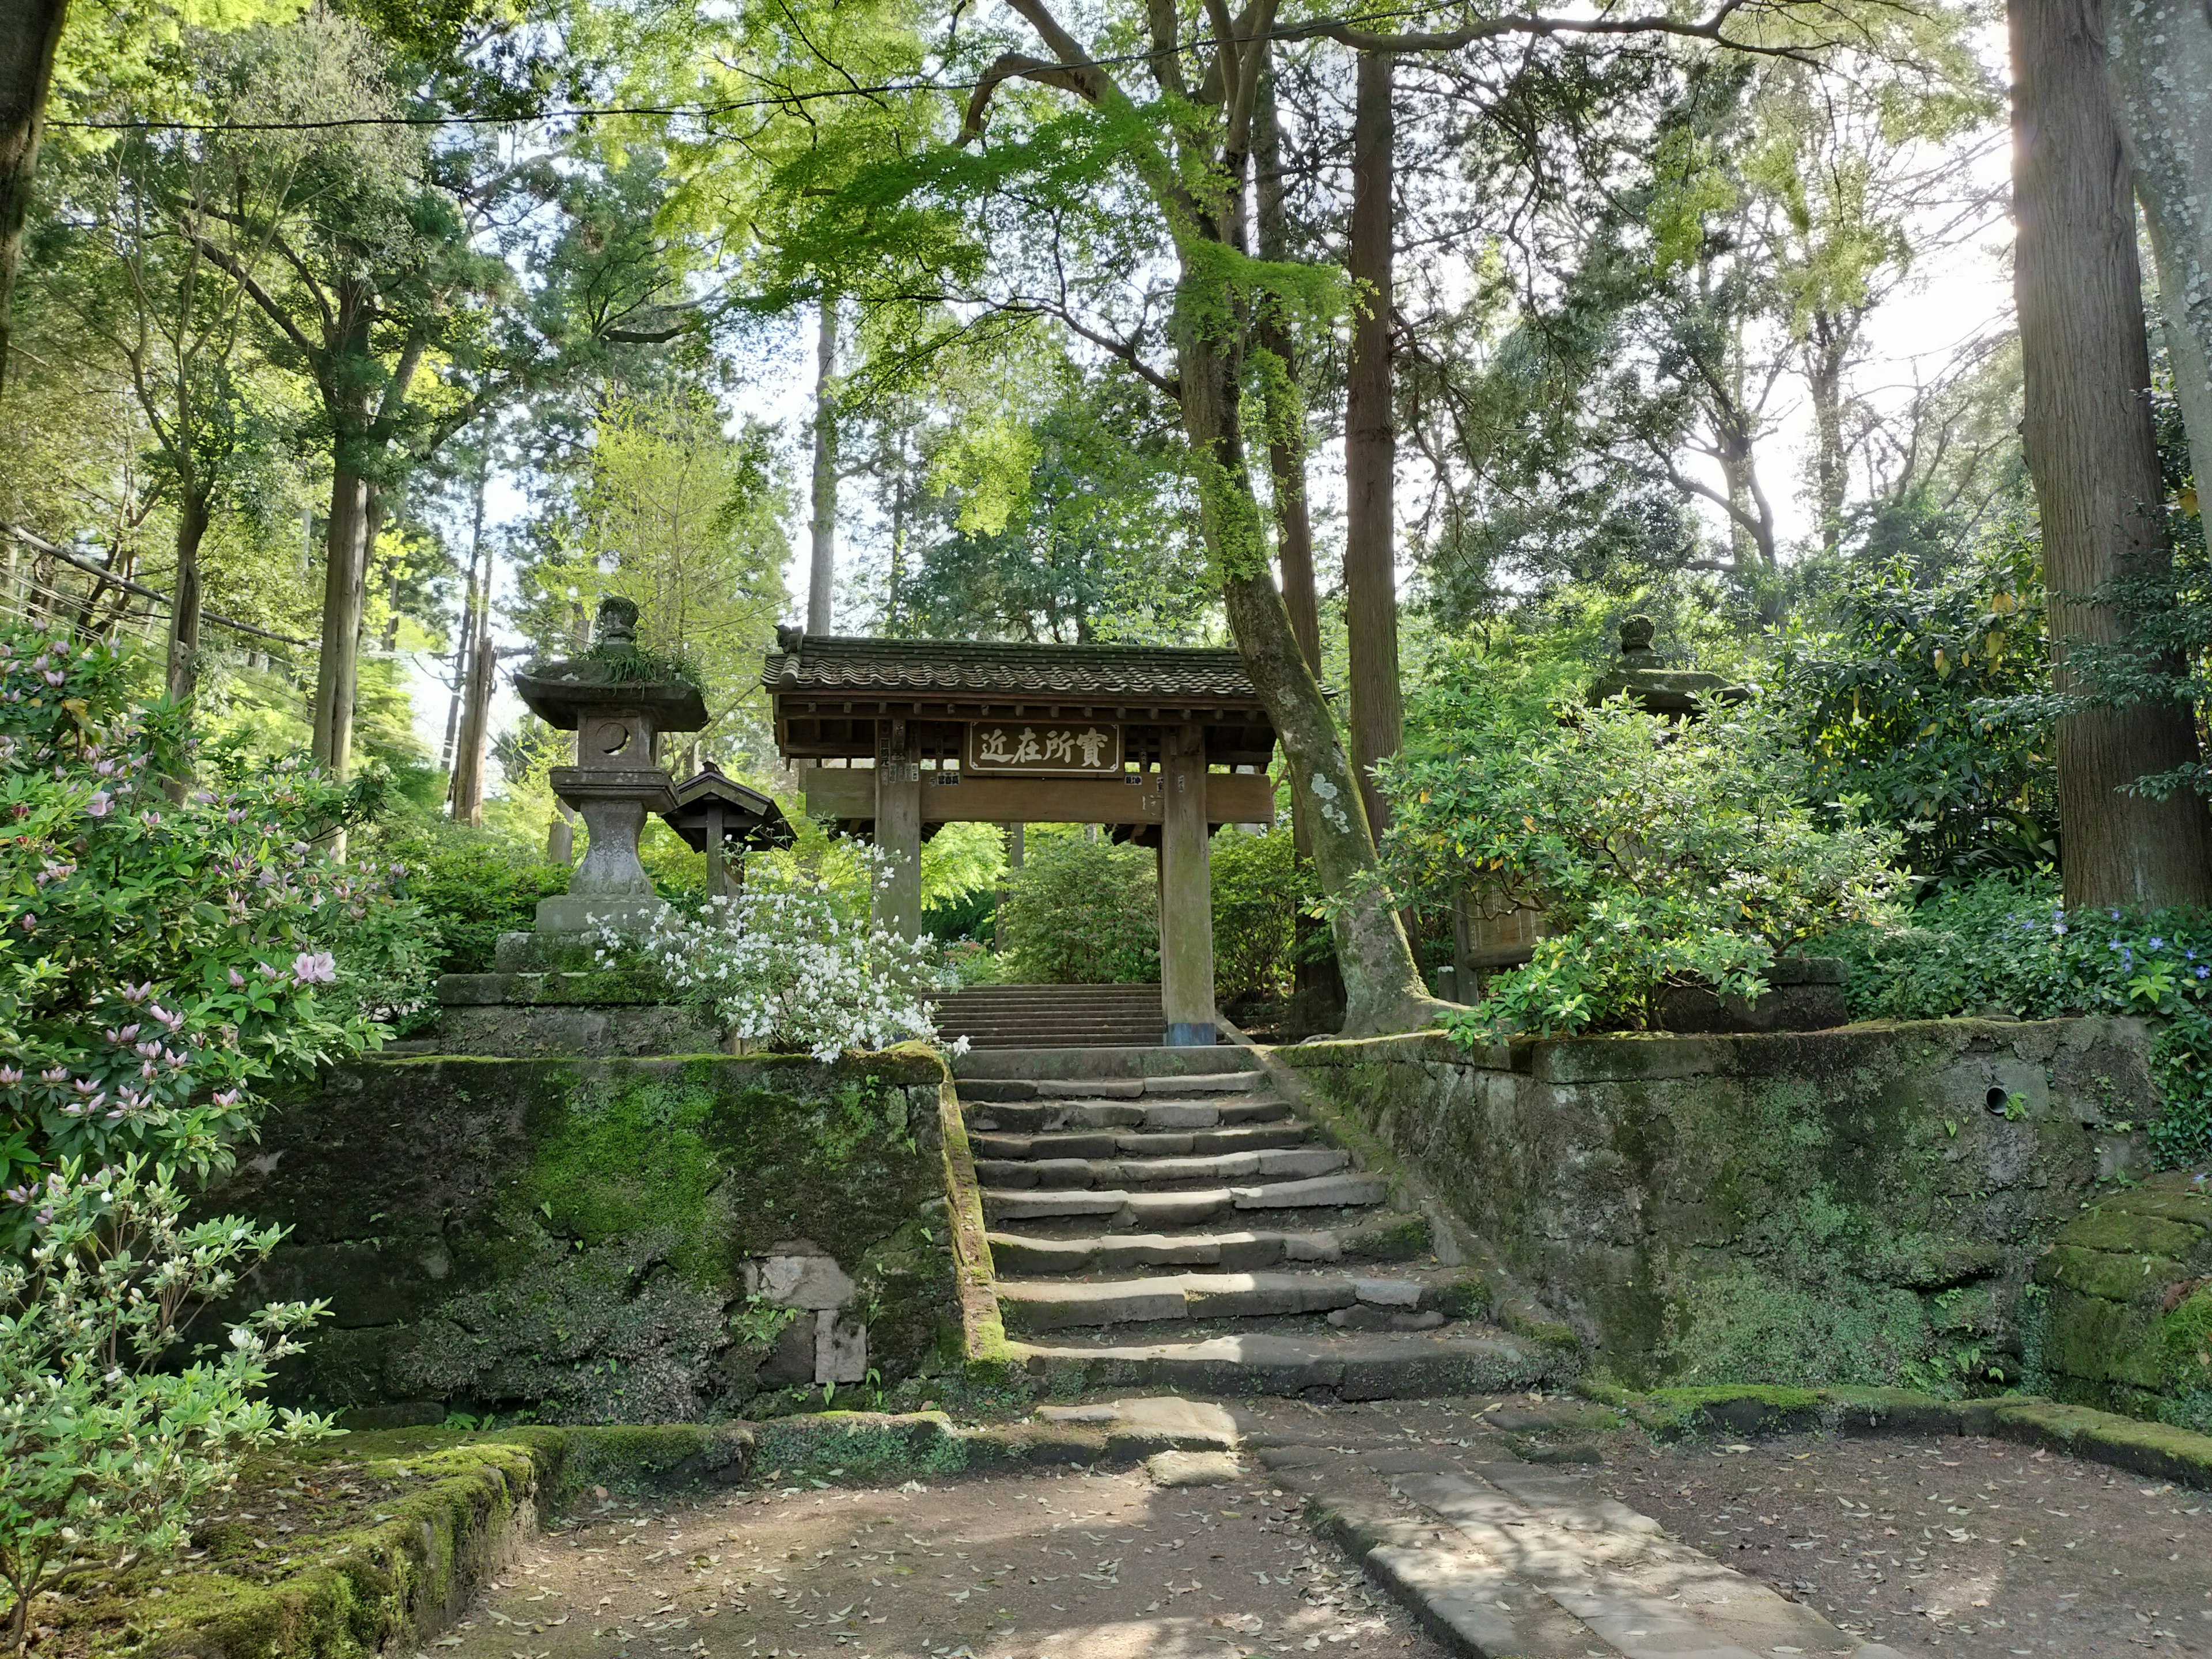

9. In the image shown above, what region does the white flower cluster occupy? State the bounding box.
[592,879,960,1062]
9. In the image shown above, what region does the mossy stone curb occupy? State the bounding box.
[1578,1380,2212,1488]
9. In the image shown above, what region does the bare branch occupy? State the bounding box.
[1279,0,1823,63]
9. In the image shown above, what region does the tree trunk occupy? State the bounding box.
[1806,313,1849,555]
[1344,49,1402,840]
[0,0,67,395]
[1174,278,1435,1037]
[2106,0,2212,512]
[2012,0,2212,907]
[441,464,487,778]
[164,486,208,704]
[1255,56,1340,1027]
[1255,60,1321,675]
[807,293,838,634]
[452,554,494,828]
[312,460,371,777]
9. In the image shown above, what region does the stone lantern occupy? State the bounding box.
[507,597,709,944]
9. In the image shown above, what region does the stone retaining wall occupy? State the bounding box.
[206,1047,961,1423]
[1279,1018,2157,1391]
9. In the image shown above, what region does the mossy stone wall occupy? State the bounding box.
[2035,1171,2212,1430]
[1281,1018,2156,1392]
[204,1048,959,1423]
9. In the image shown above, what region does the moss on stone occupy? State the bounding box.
[205,1051,960,1424]
[1632,1384,1828,1441]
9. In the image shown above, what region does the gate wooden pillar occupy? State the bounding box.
[1160,722,1215,1046]
[874,721,923,939]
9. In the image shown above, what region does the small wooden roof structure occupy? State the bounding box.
[658,762,794,854]
[762,630,1277,769]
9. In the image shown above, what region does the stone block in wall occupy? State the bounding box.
[749,1247,858,1310]
[817,1310,869,1384]
[2035,1170,2212,1426]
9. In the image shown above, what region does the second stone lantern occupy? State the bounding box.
[500,597,708,965]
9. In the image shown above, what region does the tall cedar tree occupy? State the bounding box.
[2010,0,2212,905]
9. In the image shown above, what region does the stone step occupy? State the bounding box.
[968,1123,1311,1161]
[963,1097,1290,1132]
[986,1212,1426,1274]
[982,1172,1387,1225]
[1032,1070,1264,1098]
[996,1269,1451,1332]
[954,1029,1164,1051]
[951,1044,1263,1081]
[1008,1329,1551,1400]
[988,1226,1343,1274]
[974,1146,1350,1191]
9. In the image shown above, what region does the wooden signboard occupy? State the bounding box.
[964,720,1123,775]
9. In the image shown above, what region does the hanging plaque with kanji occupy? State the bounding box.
[964,721,1124,775]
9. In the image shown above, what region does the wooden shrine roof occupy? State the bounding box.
[762,631,1263,712]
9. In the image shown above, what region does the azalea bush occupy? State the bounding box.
[594,854,956,1059]
[1382,679,1903,1040]
[1821,872,2212,1167]
[0,627,431,1225]
[1,1157,332,1652]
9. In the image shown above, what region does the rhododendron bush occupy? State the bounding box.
[0,628,434,1228]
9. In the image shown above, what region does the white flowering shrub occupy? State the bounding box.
[593,859,960,1060]
[0,1157,333,1651]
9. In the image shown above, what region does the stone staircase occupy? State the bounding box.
[955,1043,1556,1399]
[935,984,1166,1049]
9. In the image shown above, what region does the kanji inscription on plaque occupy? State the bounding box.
[964,721,1123,775]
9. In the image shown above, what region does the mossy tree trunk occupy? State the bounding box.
[963,0,1446,1034]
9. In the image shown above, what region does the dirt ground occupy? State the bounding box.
[1589,1429,2212,1657]
[357,1397,2212,1659]
[434,1463,1455,1659]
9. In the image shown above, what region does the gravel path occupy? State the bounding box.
[437,1463,1453,1659]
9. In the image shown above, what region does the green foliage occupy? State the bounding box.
[997,831,1158,985]
[531,394,787,718]
[886,370,1214,645]
[1384,669,1903,1038]
[1210,825,1315,1001]
[373,824,573,976]
[1779,545,2054,882]
[1821,872,2212,1166]
[0,628,426,1214]
[0,1156,334,1650]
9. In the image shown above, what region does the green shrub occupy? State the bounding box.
[375,823,573,975]
[1778,546,2055,884]
[0,627,422,1218]
[1382,676,1903,1038]
[1821,871,2212,1166]
[1210,824,1315,1000]
[997,831,1158,984]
